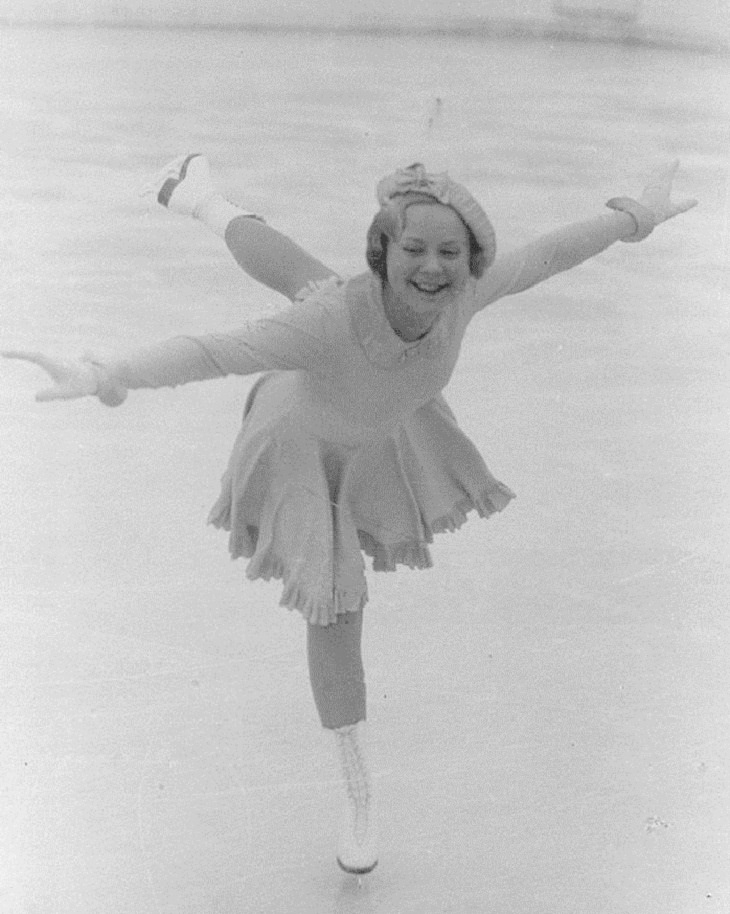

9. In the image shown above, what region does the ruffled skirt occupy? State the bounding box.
[208,373,515,625]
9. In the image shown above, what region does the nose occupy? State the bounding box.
[420,251,442,273]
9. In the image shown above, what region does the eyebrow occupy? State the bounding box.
[401,235,464,245]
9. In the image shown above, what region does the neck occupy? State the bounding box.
[381,283,435,342]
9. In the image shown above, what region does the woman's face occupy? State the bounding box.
[385,203,471,319]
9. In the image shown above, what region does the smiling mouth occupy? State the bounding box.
[411,281,449,295]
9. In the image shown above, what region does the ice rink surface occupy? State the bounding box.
[1,25,729,914]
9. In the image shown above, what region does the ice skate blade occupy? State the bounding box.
[337,856,378,876]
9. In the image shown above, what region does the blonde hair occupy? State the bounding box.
[365,193,487,281]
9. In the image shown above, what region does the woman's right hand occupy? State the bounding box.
[2,351,99,401]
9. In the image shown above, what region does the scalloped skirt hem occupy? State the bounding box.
[209,481,515,626]
[245,556,369,627]
[357,482,516,573]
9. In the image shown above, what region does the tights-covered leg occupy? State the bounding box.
[150,153,336,300]
[306,609,366,730]
[307,609,377,873]
[224,215,337,301]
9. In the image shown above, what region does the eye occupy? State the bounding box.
[402,245,424,256]
[440,249,461,259]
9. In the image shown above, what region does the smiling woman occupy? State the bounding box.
[2,152,697,879]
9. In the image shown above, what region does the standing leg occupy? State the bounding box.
[307,610,378,874]
[306,610,366,729]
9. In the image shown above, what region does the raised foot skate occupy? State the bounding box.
[141,153,214,216]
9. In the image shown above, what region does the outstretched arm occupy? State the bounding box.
[3,302,329,406]
[3,334,294,407]
[144,154,338,302]
[3,340,261,407]
[474,161,697,309]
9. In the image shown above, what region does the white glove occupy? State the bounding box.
[2,350,126,405]
[639,159,698,225]
[607,160,698,242]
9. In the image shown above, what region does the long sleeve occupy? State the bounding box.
[104,300,332,393]
[107,334,266,391]
[472,210,637,312]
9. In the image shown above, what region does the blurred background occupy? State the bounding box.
[0,0,728,51]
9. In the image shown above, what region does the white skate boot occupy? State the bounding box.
[332,721,378,875]
[142,153,216,216]
[141,153,263,236]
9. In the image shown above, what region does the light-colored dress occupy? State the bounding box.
[108,212,627,624]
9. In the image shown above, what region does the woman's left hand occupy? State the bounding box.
[639,160,698,225]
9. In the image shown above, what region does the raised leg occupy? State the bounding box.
[224,215,337,302]
[144,153,338,301]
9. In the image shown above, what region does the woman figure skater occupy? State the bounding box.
[4,155,696,875]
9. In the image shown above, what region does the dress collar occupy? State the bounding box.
[348,273,459,369]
